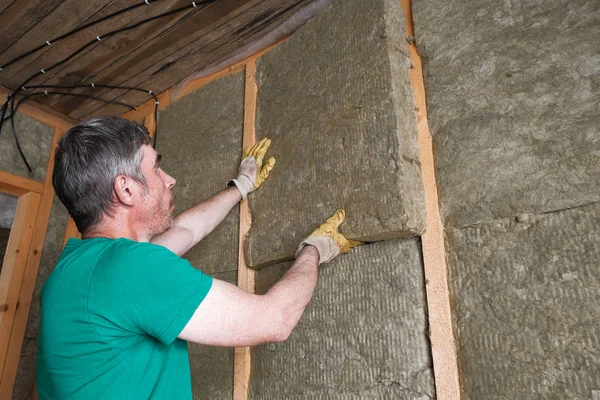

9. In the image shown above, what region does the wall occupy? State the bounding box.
[0,112,56,399]
[247,0,434,398]
[156,72,245,399]
[246,0,426,268]
[414,0,600,397]
[0,113,53,183]
[12,197,69,400]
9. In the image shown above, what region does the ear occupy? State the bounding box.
[113,175,137,207]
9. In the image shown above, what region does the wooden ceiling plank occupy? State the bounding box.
[0,0,64,55]
[0,0,115,80]
[0,0,14,16]
[0,86,78,129]
[76,0,310,119]
[48,0,256,116]
[2,0,150,90]
[38,0,199,111]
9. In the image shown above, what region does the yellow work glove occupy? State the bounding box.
[296,209,363,264]
[228,138,276,199]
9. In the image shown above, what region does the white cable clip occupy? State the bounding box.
[46,41,52,46]
[155,101,160,105]
[96,36,102,41]
[0,67,3,71]
[21,86,27,90]
[41,69,46,74]
[148,90,153,95]
[145,0,150,4]
[192,1,197,7]
[91,83,95,88]
[44,91,48,95]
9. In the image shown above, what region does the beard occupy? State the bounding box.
[146,191,175,237]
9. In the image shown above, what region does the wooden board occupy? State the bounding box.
[0,0,64,55]
[0,0,313,120]
[77,0,312,120]
[0,171,44,197]
[0,87,78,129]
[400,0,461,398]
[0,191,41,383]
[0,127,63,399]
[232,60,257,400]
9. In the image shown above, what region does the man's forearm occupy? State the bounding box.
[151,186,242,255]
[264,246,320,339]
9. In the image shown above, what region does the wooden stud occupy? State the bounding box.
[400,0,462,398]
[143,113,157,141]
[0,171,43,196]
[0,87,78,130]
[233,60,258,400]
[0,191,41,382]
[0,127,64,399]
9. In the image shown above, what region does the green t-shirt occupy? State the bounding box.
[36,237,213,399]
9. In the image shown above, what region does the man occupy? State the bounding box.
[37,117,360,399]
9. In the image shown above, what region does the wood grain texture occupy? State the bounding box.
[0,0,311,120]
[74,0,312,119]
[0,0,64,55]
[0,0,113,74]
[0,87,78,129]
[233,60,257,400]
[0,191,41,388]
[400,0,461,398]
[1,0,150,90]
[0,127,63,399]
[0,171,43,196]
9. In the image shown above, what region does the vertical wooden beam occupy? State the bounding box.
[144,113,157,141]
[233,60,258,400]
[400,0,462,398]
[0,191,41,376]
[0,127,64,399]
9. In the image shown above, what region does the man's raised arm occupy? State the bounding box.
[151,138,275,255]
[177,210,362,346]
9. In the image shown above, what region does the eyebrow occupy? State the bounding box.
[155,153,162,168]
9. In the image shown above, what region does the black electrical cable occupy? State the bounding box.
[0,0,212,170]
[23,83,161,146]
[2,90,137,123]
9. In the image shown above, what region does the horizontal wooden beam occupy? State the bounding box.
[0,87,78,130]
[0,171,44,196]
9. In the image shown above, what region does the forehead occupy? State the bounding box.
[140,144,158,165]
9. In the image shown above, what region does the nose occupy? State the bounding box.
[165,172,176,189]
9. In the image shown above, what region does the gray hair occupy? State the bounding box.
[53,117,151,233]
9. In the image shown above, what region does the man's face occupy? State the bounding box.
[137,145,176,236]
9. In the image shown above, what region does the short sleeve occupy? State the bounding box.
[89,240,213,345]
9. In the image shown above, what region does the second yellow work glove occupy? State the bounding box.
[296,209,362,264]
[228,138,276,199]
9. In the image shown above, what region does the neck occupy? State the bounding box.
[83,213,150,242]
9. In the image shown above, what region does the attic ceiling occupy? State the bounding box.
[0,0,313,121]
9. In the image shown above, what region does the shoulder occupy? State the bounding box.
[104,239,183,263]
[96,239,191,280]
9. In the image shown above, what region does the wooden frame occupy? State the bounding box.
[0,120,71,399]
[400,0,461,398]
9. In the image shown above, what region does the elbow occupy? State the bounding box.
[269,306,300,343]
[272,324,294,343]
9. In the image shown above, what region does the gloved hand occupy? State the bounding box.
[296,209,362,264]
[228,138,276,199]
